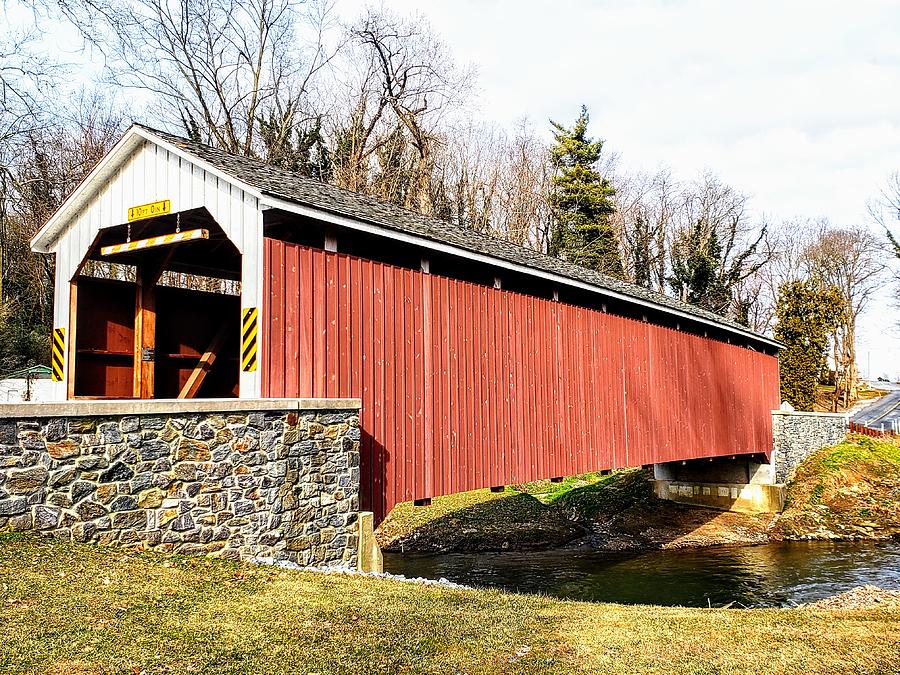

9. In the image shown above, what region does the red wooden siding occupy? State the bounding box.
[263,238,781,522]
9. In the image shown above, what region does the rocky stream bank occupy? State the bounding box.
[376,434,900,555]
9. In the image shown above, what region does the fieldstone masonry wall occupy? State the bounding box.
[771,410,848,483]
[0,401,361,567]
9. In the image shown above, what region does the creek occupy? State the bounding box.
[383,539,900,607]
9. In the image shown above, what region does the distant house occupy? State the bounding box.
[0,365,54,402]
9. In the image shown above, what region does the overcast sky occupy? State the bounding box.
[348,0,900,378]
[12,0,900,377]
[360,0,900,225]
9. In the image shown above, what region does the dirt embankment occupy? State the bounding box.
[377,434,900,554]
[773,434,900,542]
[377,469,776,553]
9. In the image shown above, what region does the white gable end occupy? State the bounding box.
[36,126,266,401]
[43,132,262,284]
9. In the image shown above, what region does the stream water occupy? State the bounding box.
[383,539,900,607]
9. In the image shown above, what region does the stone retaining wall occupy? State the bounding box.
[0,399,361,568]
[771,410,847,483]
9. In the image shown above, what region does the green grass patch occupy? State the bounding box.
[549,468,658,523]
[377,468,671,552]
[818,434,900,472]
[1,535,897,674]
[810,483,825,505]
[511,473,603,501]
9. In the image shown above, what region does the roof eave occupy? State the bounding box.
[259,192,781,351]
[30,124,266,254]
[30,125,148,253]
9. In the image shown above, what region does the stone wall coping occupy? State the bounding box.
[0,397,362,419]
[771,409,849,419]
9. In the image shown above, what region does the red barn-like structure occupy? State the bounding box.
[32,125,781,522]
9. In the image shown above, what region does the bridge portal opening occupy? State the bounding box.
[69,207,242,399]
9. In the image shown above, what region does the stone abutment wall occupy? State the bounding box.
[771,410,848,483]
[0,399,361,568]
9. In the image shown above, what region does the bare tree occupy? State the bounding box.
[803,223,887,408]
[868,171,900,243]
[0,17,60,208]
[667,171,771,319]
[0,91,124,372]
[742,217,819,333]
[56,0,339,158]
[348,8,474,215]
[0,14,66,366]
[867,171,900,297]
[0,28,51,146]
[430,119,552,249]
[611,169,676,293]
[494,120,553,251]
[437,122,501,232]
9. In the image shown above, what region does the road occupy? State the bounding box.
[851,384,900,433]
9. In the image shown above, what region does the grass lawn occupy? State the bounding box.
[1,534,898,674]
[375,471,646,552]
[375,483,585,552]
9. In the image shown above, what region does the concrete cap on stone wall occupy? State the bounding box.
[0,397,362,420]
[771,410,849,418]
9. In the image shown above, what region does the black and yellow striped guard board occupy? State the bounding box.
[241,308,258,372]
[51,328,66,382]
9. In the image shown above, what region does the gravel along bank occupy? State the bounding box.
[805,585,900,610]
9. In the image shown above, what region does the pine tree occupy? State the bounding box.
[258,115,332,181]
[668,220,730,312]
[548,106,622,278]
[774,280,844,411]
[888,229,900,260]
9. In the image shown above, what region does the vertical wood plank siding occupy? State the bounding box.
[263,239,781,522]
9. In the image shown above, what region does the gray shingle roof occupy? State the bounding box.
[139,124,776,347]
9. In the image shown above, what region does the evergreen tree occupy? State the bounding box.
[258,115,332,181]
[774,280,844,411]
[888,228,900,260]
[668,220,730,312]
[179,109,203,144]
[548,106,622,278]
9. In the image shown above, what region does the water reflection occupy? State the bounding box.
[383,540,900,607]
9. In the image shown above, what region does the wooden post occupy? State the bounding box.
[133,268,156,399]
[67,281,78,400]
[133,250,173,399]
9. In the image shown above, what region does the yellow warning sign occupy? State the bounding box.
[127,199,171,222]
[51,327,65,382]
[241,307,258,372]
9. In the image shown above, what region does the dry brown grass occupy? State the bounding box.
[1,534,898,674]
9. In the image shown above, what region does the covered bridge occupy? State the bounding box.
[31,125,781,521]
